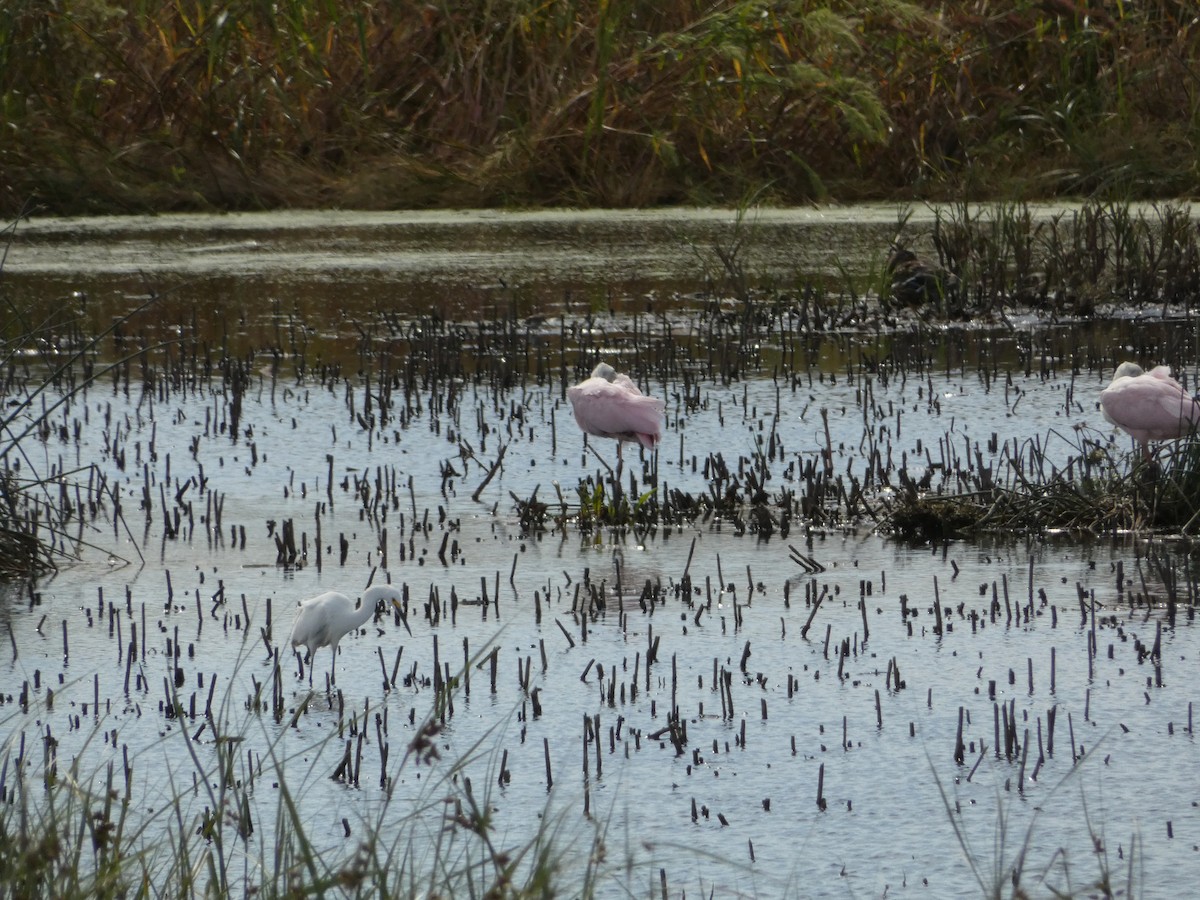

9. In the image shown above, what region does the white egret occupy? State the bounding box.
[288,584,408,685]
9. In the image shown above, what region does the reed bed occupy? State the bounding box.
[6,198,1200,569]
[893,200,1200,319]
[2,2,1199,214]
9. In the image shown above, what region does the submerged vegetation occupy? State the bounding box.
[1,1,1199,214]
[0,603,1158,898]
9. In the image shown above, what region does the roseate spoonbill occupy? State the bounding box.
[1100,362,1200,458]
[289,584,408,685]
[567,363,664,506]
[567,363,664,454]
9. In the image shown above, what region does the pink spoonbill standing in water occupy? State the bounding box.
[567,363,665,508]
[567,362,664,454]
[1099,362,1200,458]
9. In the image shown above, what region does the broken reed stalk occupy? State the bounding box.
[801,595,822,639]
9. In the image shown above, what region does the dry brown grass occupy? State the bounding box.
[2,1,1198,214]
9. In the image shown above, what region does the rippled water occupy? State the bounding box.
[2,210,1199,897]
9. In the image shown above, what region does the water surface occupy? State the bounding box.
[2,209,1198,897]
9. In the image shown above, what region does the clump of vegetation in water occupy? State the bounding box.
[881,430,1200,540]
[885,201,1200,320]
[0,224,156,575]
[0,322,95,574]
[1,2,1198,214]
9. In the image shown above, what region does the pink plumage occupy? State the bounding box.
[567,363,664,449]
[1100,362,1200,452]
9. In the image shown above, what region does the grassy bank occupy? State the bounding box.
[1,1,1198,215]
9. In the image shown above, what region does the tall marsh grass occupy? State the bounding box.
[0,217,168,574]
[2,1,1198,214]
[0,315,105,574]
[0,677,605,899]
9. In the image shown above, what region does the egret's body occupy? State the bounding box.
[1100,362,1200,456]
[567,363,664,451]
[288,585,404,684]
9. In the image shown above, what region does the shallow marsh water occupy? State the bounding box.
[2,209,1200,897]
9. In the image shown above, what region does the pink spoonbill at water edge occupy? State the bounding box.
[1099,362,1200,458]
[567,362,665,459]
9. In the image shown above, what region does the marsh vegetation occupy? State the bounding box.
[2,1,1199,214]
[2,200,1200,897]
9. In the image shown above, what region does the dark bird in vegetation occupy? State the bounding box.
[886,245,960,310]
[1100,362,1200,459]
[288,585,406,685]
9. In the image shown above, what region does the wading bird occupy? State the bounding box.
[567,362,664,456]
[288,584,408,685]
[886,244,960,310]
[567,362,665,508]
[1100,362,1200,458]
